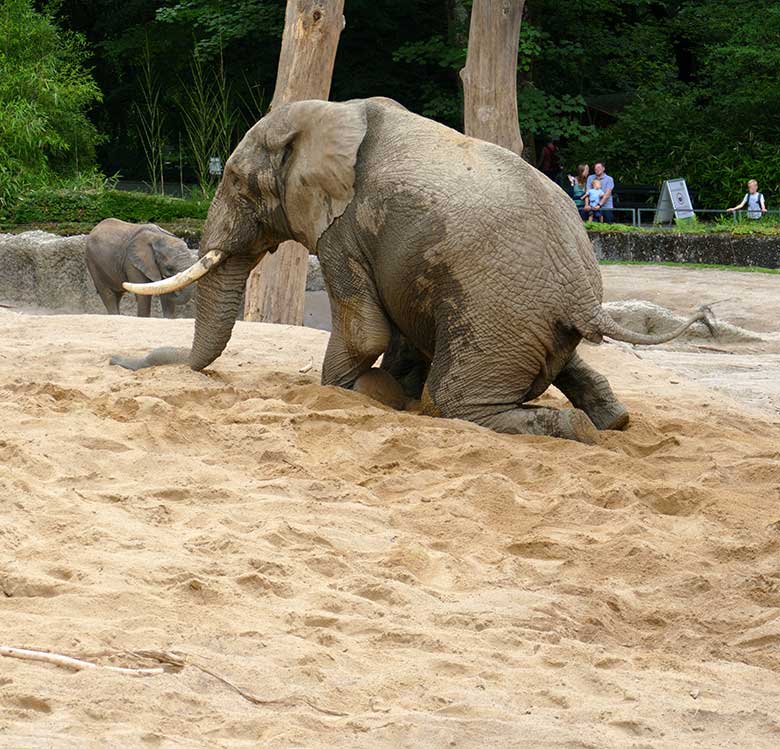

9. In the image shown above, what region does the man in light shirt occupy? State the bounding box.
[586,162,615,223]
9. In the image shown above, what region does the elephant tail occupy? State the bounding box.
[576,304,717,346]
[109,346,190,371]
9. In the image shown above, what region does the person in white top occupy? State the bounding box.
[727,179,767,219]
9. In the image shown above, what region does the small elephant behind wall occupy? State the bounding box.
[86,219,196,318]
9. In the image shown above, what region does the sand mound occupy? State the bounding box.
[1,310,780,747]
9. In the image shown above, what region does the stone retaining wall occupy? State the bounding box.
[2,229,777,316]
[590,231,780,268]
[0,231,327,317]
[0,231,198,317]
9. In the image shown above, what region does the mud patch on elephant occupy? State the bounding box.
[355,196,387,236]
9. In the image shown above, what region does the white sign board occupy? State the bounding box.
[208,156,223,177]
[654,178,694,223]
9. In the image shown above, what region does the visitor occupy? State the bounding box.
[538,137,562,184]
[586,162,615,223]
[567,164,590,219]
[726,179,767,219]
[585,179,605,222]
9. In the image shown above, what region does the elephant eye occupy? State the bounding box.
[279,143,293,170]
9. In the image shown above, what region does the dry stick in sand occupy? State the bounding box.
[0,646,348,718]
[0,645,169,676]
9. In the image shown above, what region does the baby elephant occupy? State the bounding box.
[86,218,196,318]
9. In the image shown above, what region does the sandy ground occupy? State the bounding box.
[600,266,780,416]
[1,266,780,747]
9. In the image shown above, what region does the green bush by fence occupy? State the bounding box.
[4,188,210,225]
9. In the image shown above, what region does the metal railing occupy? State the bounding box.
[637,207,780,228]
[582,207,638,225]
[583,206,780,228]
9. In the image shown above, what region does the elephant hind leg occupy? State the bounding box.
[421,350,599,444]
[553,352,629,431]
[380,328,430,400]
[475,406,600,444]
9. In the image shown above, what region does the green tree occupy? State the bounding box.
[0,0,102,208]
[47,0,780,210]
[575,0,780,205]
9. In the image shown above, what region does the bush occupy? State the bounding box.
[4,187,210,225]
[0,0,103,209]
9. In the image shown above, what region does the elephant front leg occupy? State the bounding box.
[380,328,430,400]
[553,352,629,431]
[97,287,121,315]
[160,294,176,319]
[135,293,152,317]
[321,291,411,410]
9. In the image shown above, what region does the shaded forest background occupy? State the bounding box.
[2,0,779,210]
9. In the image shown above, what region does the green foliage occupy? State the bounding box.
[518,88,592,142]
[392,19,592,139]
[134,35,166,193]
[5,186,209,225]
[156,0,284,58]
[585,222,641,233]
[586,218,780,236]
[5,0,778,223]
[563,0,780,207]
[179,48,217,193]
[0,0,103,208]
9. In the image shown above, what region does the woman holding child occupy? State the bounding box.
[567,164,590,220]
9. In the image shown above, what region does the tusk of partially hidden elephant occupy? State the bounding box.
[123,250,225,295]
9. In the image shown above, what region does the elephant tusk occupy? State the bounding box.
[123,250,225,295]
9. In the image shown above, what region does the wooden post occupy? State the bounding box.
[459,0,525,156]
[243,0,345,324]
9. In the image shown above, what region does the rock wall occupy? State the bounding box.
[0,231,197,317]
[2,230,777,316]
[590,231,780,268]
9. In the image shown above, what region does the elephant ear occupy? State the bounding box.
[274,100,368,250]
[127,230,162,282]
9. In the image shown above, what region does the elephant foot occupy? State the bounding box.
[470,405,600,444]
[589,403,630,431]
[353,368,408,411]
[553,353,630,433]
[557,408,600,444]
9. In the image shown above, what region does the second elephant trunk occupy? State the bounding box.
[189,253,259,370]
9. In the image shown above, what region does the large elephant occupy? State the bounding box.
[86,219,196,318]
[117,97,710,442]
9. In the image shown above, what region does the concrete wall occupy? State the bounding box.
[590,231,780,269]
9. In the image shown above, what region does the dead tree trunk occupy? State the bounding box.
[459,0,525,156]
[243,0,345,325]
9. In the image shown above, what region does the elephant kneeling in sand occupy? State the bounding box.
[114,97,712,442]
[86,219,196,318]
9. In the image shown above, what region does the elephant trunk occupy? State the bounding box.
[189,253,259,371]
